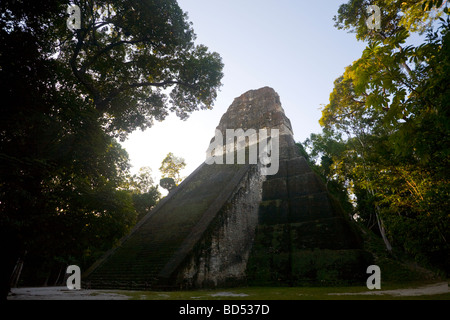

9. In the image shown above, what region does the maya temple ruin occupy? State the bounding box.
[82,87,373,289]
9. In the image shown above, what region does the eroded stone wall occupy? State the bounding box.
[179,164,266,288]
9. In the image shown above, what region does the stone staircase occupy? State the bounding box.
[83,162,250,290]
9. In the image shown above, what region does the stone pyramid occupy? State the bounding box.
[83,87,372,289]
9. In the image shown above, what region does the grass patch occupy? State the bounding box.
[109,281,449,300]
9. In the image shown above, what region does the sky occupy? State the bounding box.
[119,0,369,185]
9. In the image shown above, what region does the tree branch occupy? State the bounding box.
[128,80,192,88]
[379,31,413,77]
[95,80,197,112]
[69,27,100,103]
[79,38,152,74]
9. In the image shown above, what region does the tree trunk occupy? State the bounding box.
[9,254,25,288]
[54,265,64,286]
[375,207,393,252]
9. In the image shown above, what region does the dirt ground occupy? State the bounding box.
[7,286,130,300]
[7,282,449,300]
[328,282,449,297]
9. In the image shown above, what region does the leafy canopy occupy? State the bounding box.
[308,0,450,272]
[3,0,224,140]
[0,0,223,291]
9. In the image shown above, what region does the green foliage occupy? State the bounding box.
[159,152,186,185]
[59,0,223,140]
[131,190,160,222]
[159,177,177,193]
[309,1,450,274]
[334,0,447,39]
[0,0,222,291]
[127,167,161,221]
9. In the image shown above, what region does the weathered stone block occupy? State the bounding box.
[290,217,362,250]
[286,157,312,177]
[287,173,323,198]
[258,200,289,225]
[288,192,335,223]
[290,249,374,286]
[269,159,287,180]
[308,192,336,219]
[262,177,288,200]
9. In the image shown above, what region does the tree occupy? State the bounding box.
[129,166,157,194]
[58,0,224,140]
[309,0,450,272]
[334,0,446,40]
[159,177,177,193]
[159,152,186,185]
[128,167,160,221]
[0,0,223,298]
